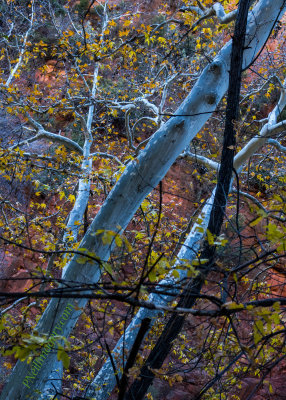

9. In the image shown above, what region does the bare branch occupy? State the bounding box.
[91,152,124,166]
[11,130,84,154]
[180,150,220,171]
[267,138,286,152]
[5,0,35,87]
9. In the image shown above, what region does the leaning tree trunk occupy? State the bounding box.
[87,64,286,399]
[124,0,252,397]
[39,7,109,399]
[88,107,286,400]
[1,1,285,399]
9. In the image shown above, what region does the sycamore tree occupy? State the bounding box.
[0,0,286,399]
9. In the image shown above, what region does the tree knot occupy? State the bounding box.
[209,60,222,75]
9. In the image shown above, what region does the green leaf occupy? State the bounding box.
[16,346,32,361]
[148,269,156,282]
[102,262,113,275]
[273,301,281,312]
[77,256,89,264]
[272,312,280,325]
[172,270,180,279]
[253,319,264,345]
[57,349,70,369]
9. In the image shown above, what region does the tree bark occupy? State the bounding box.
[125,1,251,397]
[1,1,285,399]
[88,85,286,400]
[86,2,286,398]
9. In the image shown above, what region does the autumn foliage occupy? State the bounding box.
[0,1,286,399]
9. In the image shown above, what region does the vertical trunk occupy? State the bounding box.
[86,190,216,399]
[40,8,109,399]
[125,1,251,397]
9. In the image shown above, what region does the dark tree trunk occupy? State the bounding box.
[124,1,251,399]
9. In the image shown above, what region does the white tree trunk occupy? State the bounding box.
[39,9,109,399]
[86,188,217,399]
[1,1,285,398]
[4,1,35,88]
[87,64,286,400]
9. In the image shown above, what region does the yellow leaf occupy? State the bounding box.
[101,231,114,245]
[102,262,113,274]
[68,194,75,203]
[148,269,156,282]
[115,235,123,247]
[206,229,214,245]
[192,259,209,266]
[249,216,262,227]
[223,302,245,310]
[172,270,180,279]
[123,19,131,27]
